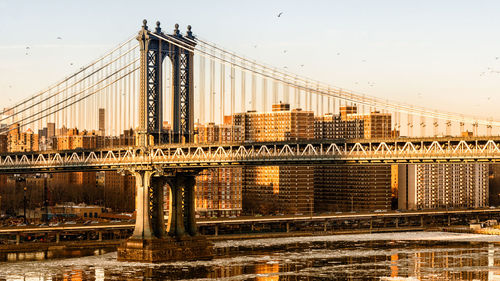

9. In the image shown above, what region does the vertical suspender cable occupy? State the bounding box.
[210,48,215,123]
[241,61,246,113]
[230,56,235,141]
[251,61,256,111]
[220,54,225,125]
[272,69,278,105]
[294,76,300,109]
[199,45,206,124]
[283,74,289,104]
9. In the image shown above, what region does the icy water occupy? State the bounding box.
[3,232,500,280]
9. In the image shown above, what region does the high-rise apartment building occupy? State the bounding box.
[54,129,99,150]
[232,103,316,215]
[314,165,392,212]
[47,123,55,138]
[196,122,220,144]
[315,113,365,139]
[340,106,358,120]
[398,164,489,210]
[0,134,7,153]
[489,164,500,207]
[314,106,391,140]
[233,103,314,142]
[195,122,243,144]
[98,108,105,136]
[243,165,314,215]
[100,171,136,212]
[195,168,242,217]
[363,111,392,139]
[7,124,39,152]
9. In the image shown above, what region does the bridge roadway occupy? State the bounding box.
[1,136,500,173]
[1,208,499,235]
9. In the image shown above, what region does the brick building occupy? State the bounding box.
[314,165,392,212]
[233,103,314,142]
[243,166,314,215]
[314,106,391,140]
[7,124,39,152]
[195,168,242,217]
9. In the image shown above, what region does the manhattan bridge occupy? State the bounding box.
[1,20,500,261]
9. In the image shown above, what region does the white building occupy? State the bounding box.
[398,164,488,210]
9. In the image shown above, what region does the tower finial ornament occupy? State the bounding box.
[186,25,193,38]
[142,19,148,30]
[155,21,161,33]
[174,23,180,36]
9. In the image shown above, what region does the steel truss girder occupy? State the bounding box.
[2,137,500,172]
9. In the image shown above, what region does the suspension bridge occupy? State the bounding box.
[1,20,500,262]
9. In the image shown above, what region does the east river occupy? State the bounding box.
[2,232,500,280]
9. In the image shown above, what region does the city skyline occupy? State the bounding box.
[1,1,500,120]
[3,3,500,272]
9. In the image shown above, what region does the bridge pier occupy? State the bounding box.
[117,169,212,263]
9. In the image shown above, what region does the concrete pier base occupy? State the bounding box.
[117,236,213,262]
[118,169,211,263]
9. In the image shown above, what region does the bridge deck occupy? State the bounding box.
[1,137,500,173]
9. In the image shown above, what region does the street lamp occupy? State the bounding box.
[23,186,27,225]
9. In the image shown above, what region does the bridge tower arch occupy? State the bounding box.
[136,20,195,146]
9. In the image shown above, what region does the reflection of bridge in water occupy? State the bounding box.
[3,19,500,262]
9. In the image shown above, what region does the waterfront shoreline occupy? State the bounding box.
[0,226,425,262]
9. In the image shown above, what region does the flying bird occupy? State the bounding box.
[26,46,30,50]
[70,62,74,66]
[277,12,283,17]
[57,37,62,40]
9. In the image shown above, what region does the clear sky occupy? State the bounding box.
[1,0,499,119]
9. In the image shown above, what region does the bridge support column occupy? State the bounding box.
[129,170,154,239]
[118,169,212,263]
[151,177,167,239]
[185,176,197,236]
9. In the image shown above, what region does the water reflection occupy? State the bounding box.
[2,233,500,280]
